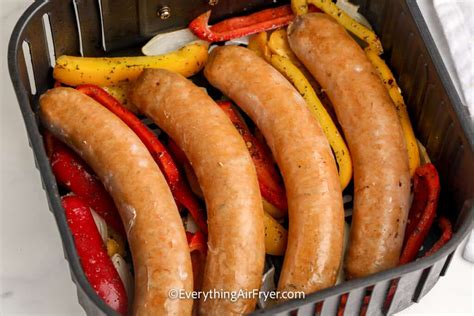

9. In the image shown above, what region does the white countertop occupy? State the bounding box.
[1,0,472,315]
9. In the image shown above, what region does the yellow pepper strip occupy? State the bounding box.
[268,29,301,65]
[53,41,209,86]
[306,0,383,55]
[365,48,420,175]
[417,139,431,165]
[248,32,272,62]
[102,82,139,114]
[292,0,308,15]
[268,28,323,94]
[262,197,286,220]
[271,54,352,189]
[106,226,126,258]
[263,211,288,256]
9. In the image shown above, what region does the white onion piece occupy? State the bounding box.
[184,213,199,233]
[336,0,373,30]
[142,29,202,56]
[224,36,250,46]
[91,209,108,244]
[111,254,134,302]
[208,44,220,52]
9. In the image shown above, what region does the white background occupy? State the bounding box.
[1,0,472,315]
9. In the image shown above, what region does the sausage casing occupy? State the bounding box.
[288,13,411,278]
[130,69,265,315]
[40,87,193,315]
[205,46,345,293]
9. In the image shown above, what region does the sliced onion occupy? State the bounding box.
[90,209,108,244]
[224,36,250,46]
[184,213,199,233]
[111,254,134,302]
[142,29,202,56]
[336,0,373,30]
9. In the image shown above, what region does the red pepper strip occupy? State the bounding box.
[189,5,295,42]
[186,231,207,294]
[337,292,372,316]
[384,217,453,312]
[400,163,440,265]
[217,101,288,211]
[44,132,125,236]
[167,138,189,167]
[75,84,208,235]
[425,217,452,257]
[186,231,207,254]
[54,80,62,88]
[62,195,128,315]
[209,5,293,33]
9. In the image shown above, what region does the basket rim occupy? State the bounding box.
[7,1,474,315]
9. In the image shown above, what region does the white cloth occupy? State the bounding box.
[433,0,473,118]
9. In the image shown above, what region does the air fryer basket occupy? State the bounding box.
[8,0,474,315]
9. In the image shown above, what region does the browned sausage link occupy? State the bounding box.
[40,87,193,315]
[129,69,265,315]
[288,13,411,279]
[204,46,345,294]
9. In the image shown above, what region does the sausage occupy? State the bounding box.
[129,69,265,315]
[40,87,193,315]
[204,46,345,294]
[287,13,411,279]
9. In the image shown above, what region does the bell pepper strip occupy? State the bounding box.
[209,5,293,33]
[186,231,207,297]
[298,0,382,55]
[270,55,353,189]
[417,139,431,165]
[292,0,309,15]
[267,28,324,95]
[186,231,207,254]
[399,163,440,264]
[75,84,208,235]
[248,32,272,62]
[425,217,453,257]
[53,80,63,88]
[217,101,288,212]
[263,211,288,256]
[384,164,441,310]
[44,132,126,237]
[268,29,300,66]
[188,5,294,42]
[53,41,209,86]
[365,48,420,176]
[166,137,189,167]
[262,197,285,220]
[106,225,127,258]
[384,217,453,312]
[102,83,139,114]
[337,291,372,316]
[62,195,128,315]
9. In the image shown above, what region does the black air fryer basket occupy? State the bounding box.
[8,0,474,315]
